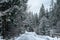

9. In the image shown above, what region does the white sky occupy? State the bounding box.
[27,0,56,13]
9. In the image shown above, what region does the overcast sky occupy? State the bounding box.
[27,0,56,13]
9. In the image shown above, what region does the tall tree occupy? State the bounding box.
[45,9,49,19]
[39,4,45,20]
[56,0,60,21]
[0,0,28,39]
[23,12,34,32]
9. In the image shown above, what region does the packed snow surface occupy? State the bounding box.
[0,31,60,40]
[15,31,60,40]
[16,32,45,40]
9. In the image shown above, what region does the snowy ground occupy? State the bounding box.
[0,31,60,40]
[15,31,60,40]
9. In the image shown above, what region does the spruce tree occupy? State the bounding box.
[0,0,28,39]
[39,4,45,20]
[56,0,60,21]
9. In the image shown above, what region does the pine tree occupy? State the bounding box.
[56,0,60,21]
[49,0,60,36]
[39,4,45,20]
[16,0,28,34]
[0,0,28,39]
[38,4,50,35]
[45,9,49,19]
[34,13,39,29]
[54,0,60,34]
[23,12,34,32]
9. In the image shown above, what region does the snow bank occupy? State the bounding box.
[0,36,3,40]
[0,32,60,40]
[58,38,60,40]
[16,32,45,40]
[15,32,54,40]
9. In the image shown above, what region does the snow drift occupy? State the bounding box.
[16,32,54,40]
[0,31,60,40]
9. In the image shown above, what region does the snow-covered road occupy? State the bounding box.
[0,32,60,40]
[15,32,60,40]
[16,32,46,40]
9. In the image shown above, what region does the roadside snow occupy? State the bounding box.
[16,32,46,40]
[0,36,3,40]
[15,32,54,40]
[0,32,60,40]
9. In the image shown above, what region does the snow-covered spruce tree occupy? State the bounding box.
[47,0,60,36]
[56,0,60,23]
[38,4,46,35]
[16,0,28,34]
[38,4,50,35]
[54,0,60,34]
[23,12,39,32]
[39,4,45,20]
[33,13,39,33]
[23,12,34,32]
[49,0,57,29]
[0,0,28,39]
[45,9,49,19]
